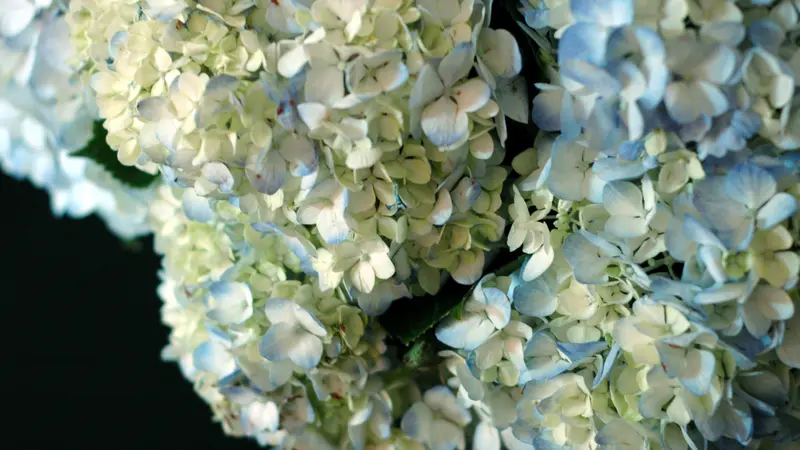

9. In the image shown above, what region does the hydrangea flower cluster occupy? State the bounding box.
[0,1,154,238]
[439,0,800,447]
[50,0,800,448]
[67,0,528,308]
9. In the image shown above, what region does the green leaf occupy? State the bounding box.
[379,251,525,346]
[71,121,159,189]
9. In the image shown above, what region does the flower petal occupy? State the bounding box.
[206,281,254,325]
[182,189,213,223]
[756,192,797,230]
[454,78,491,113]
[436,313,495,351]
[421,96,469,148]
[438,42,475,88]
[724,163,776,211]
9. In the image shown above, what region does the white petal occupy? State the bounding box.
[346,146,382,169]
[521,246,554,282]
[479,29,522,78]
[293,305,328,336]
[287,332,324,370]
[370,251,396,280]
[298,102,329,130]
[438,42,475,88]
[202,161,234,191]
[351,260,376,293]
[473,422,501,450]
[278,44,308,78]
[436,313,495,351]
[263,298,298,325]
[421,97,469,148]
[751,284,794,321]
[206,281,254,325]
[182,189,213,223]
[429,189,453,225]
[454,79,491,112]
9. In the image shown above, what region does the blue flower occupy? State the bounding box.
[693,162,798,250]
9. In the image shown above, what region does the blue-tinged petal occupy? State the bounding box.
[436,313,495,351]
[570,0,634,27]
[357,282,410,316]
[530,86,563,132]
[558,340,608,365]
[665,81,728,124]
[202,161,235,192]
[512,273,558,318]
[694,283,747,305]
[437,42,475,88]
[520,333,570,383]
[401,402,433,440]
[657,343,716,396]
[259,322,322,370]
[137,97,171,121]
[724,163,776,211]
[421,96,469,148]
[182,189,213,223]
[586,97,624,151]
[748,19,784,55]
[649,277,702,302]
[481,287,512,329]
[592,156,649,181]
[262,297,297,325]
[561,61,619,97]
[287,332,323,370]
[251,223,318,276]
[409,64,446,138]
[618,140,644,161]
[681,214,726,250]
[756,192,797,229]
[562,232,611,284]
[592,343,621,389]
[278,134,318,177]
[193,340,236,377]
[524,5,549,29]
[316,211,350,247]
[205,74,238,95]
[638,386,674,418]
[206,281,254,325]
[558,23,609,67]
[246,149,287,195]
[596,419,646,447]
[293,304,327,336]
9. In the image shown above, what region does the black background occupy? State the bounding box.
[0,174,256,449]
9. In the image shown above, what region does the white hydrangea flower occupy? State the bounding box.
[1,5,155,238]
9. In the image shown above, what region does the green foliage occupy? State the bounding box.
[72,121,159,189]
[379,252,525,346]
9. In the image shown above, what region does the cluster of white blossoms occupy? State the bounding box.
[51,0,800,448]
[0,1,154,238]
[68,0,528,308]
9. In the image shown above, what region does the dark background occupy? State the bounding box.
[0,174,256,449]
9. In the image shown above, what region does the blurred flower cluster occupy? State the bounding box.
[0,0,154,238]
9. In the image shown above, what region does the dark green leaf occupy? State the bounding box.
[379,251,525,346]
[72,121,159,189]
